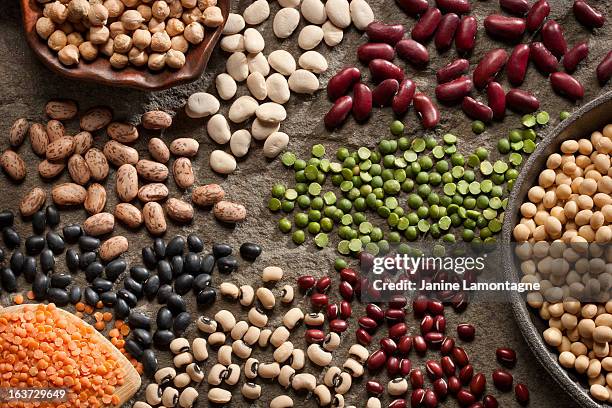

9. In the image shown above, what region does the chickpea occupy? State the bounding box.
[58,44,79,65]
[579,139,594,155]
[181,8,202,25]
[128,47,148,66]
[78,41,98,60]
[122,0,140,6]
[595,193,612,208]
[556,184,572,201]
[152,1,170,20]
[585,169,602,182]
[109,52,129,69]
[181,0,197,8]
[137,5,153,22]
[166,49,186,69]
[520,202,537,218]
[596,226,612,243]
[148,18,166,33]
[67,32,84,46]
[203,6,223,27]
[132,29,152,50]
[46,1,68,24]
[556,172,572,186]
[109,21,127,39]
[148,52,166,70]
[184,22,204,44]
[591,212,605,230]
[539,169,556,188]
[57,21,74,35]
[513,224,531,242]
[198,0,217,8]
[579,178,598,196]
[563,161,578,175]
[99,38,114,56]
[169,1,183,18]
[89,25,110,44]
[113,33,132,53]
[67,0,90,22]
[171,35,189,52]
[577,194,594,210]
[88,3,108,26]
[166,18,185,36]
[48,30,67,51]
[150,31,172,52]
[36,17,56,40]
[542,191,557,209]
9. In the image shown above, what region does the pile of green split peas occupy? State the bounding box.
[268,111,568,257]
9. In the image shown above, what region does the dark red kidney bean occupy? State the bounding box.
[316,276,331,292]
[410,368,425,388]
[433,315,446,332]
[550,72,584,101]
[541,20,567,58]
[597,51,612,85]
[424,332,444,348]
[366,21,405,45]
[411,389,425,408]
[462,97,493,123]
[297,275,315,290]
[456,390,476,407]
[492,369,513,391]
[440,337,455,354]
[400,358,412,376]
[305,329,325,343]
[338,281,354,300]
[387,356,400,376]
[506,89,539,113]
[389,322,408,339]
[500,0,530,16]
[427,300,444,315]
[484,15,526,42]
[456,323,476,341]
[367,349,387,371]
[392,79,416,115]
[310,292,329,307]
[526,0,550,31]
[487,82,506,120]
[515,383,529,405]
[366,380,384,396]
[389,399,407,408]
[441,356,456,376]
[530,42,558,74]
[326,303,339,320]
[359,316,379,331]
[324,96,353,129]
[329,319,348,333]
[425,360,443,379]
[435,13,460,51]
[413,93,439,129]
[366,303,385,322]
[436,0,470,14]
[563,41,589,73]
[437,59,469,83]
[469,373,486,396]
[380,337,398,355]
[433,378,448,399]
[396,0,429,17]
[389,295,408,309]
[473,48,508,89]
[358,43,395,63]
[386,308,406,322]
[452,346,469,366]
[396,39,430,67]
[423,390,437,408]
[327,68,361,100]
[413,335,427,354]
[372,79,399,107]
[369,59,404,83]
[420,315,434,333]
[412,7,442,42]
[458,364,474,384]
[398,335,413,354]
[455,16,477,53]
[573,0,605,29]
[448,377,461,395]
[496,347,517,368]
[507,43,530,85]
[356,328,373,345]
[482,395,498,408]
[340,301,351,319]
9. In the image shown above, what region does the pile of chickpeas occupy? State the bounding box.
[34,0,224,69]
[514,124,612,402]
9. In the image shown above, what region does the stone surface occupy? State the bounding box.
[1,0,612,407]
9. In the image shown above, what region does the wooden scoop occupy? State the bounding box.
[1,304,141,407]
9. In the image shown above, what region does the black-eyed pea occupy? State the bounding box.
[145,383,162,405]
[281,285,294,304]
[314,384,332,406]
[387,378,408,396]
[258,329,272,347]
[231,321,249,341]
[207,388,231,404]
[161,387,179,407]
[258,362,281,379]
[323,332,341,352]
[243,326,261,346]
[248,307,268,328]
[232,340,252,359]
[270,395,294,408]
[196,316,217,334]
[283,308,304,329]
[256,287,275,309]
[218,345,232,366]
[332,393,345,407]
[170,338,190,355]
[173,352,193,368]
[215,310,236,332]
[244,358,259,379]
[262,266,283,282]
[219,282,240,299]
[186,363,204,383]
[343,358,364,377]
[173,372,191,388]
[154,367,176,385]
[224,364,240,385]
[308,344,333,366]
[290,349,305,370]
[278,365,296,388]
[207,364,227,386]
[178,387,198,408]
[334,372,352,394]
[367,397,382,408]
[241,382,261,400]
[324,366,342,388]
[208,332,226,347]
[271,326,290,347]
[274,341,294,364]
[292,373,316,392]
[239,285,255,306]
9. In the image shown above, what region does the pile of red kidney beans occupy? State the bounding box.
[324,0,611,130]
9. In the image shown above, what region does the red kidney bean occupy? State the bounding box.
[425,360,443,380]
[358,43,395,63]
[389,322,408,339]
[392,79,415,116]
[435,75,473,103]
[563,41,588,73]
[423,390,437,408]
[541,20,567,58]
[349,83,371,121]
[456,390,476,407]
[327,67,361,100]
[435,13,459,51]
[491,369,513,391]
[573,0,605,29]
[413,335,428,354]
[433,378,448,399]
[496,347,517,368]
[482,395,498,408]
[366,303,385,322]
[305,329,325,343]
[366,22,405,45]
[324,96,353,129]
[316,276,331,292]
[329,319,347,333]
[462,97,493,123]
[526,0,550,31]
[455,17,477,55]
[367,349,387,371]
[506,89,539,113]
[484,15,526,42]
[372,79,399,107]
[486,81,506,120]
[436,0,470,14]
[396,0,429,17]
[380,337,398,355]
[400,358,412,376]
[515,383,529,405]
[297,275,315,290]
[410,368,425,388]
[366,380,384,396]
[398,335,413,354]
[441,356,456,376]
[550,72,584,101]
[427,300,444,315]
[310,292,329,307]
[424,332,444,348]
[420,315,434,333]
[387,356,400,375]
[433,315,446,332]
[369,59,404,83]
[507,43,530,86]
[469,373,486,396]
[356,328,373,345]
[338,281,354,300]
[500,0,530,16]
[452,346,469,366]
[326,304,339,320]
[458,364,474,384]
[473,48,508,89]
[440,337,455,354]
[456,323,476,341]
[411,389,425,408]
[448,376,461,395]
[413,93,439,128]
[597,50,612,85]
[530,42,558,74]
[412,7,442,42]
[386,308,406,322]
[396,39,430,67]
[389,399,407,408]
[358,316,378,331]
[437,59,469,83]
[340,301,351,319]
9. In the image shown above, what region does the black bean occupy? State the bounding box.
[25,235,45,255]
[69,286,82,304]
[100,291,117,306]
[124,277,143,297]
[196,287,216,306]
[142,349,158,377]
[153,330,175,347]
[62,224,82,243]
[157,284,173,303]
[50,273,71,288]
[32,273,49,299]
[2,227,20,249]
[157,260,172,284]
[45,205,60,227]
[133,328,152,347]
[105,259,126,281]
[174,274,194,296]
[125,339,143,359]
[0,248,4,264]
[200,254,215,275]
[114,298,130,319]
[79,251,97,269]
[66,249,79,271]
[0,268,16,292]
[0,211,14,228]
[128,312,151,330]
[40,249,55,272]
[84,287,99,306]
[187,234,203,252]
[79,235,100,252]
[93,277,113,293]
[217,255,238,274]
[173,312,191,334]
[171,255,183,277]
[183,253,200,275]
[130,266,150,282]
[193,274,212,291]
[156,306,173,330]
[10,250,24,275]
[240,242,262,261]
[167,294,186,315]
[117,288,138,308]
[166,236,185,258]
[85,262,103,281]
[46,231,65,254]
[32,211,46,234]
[143,275,160,299]
[153,238,166,259]
[47,287,69,306]
[142,247,157,269]
[213,243,232,258]
[22,256,37,283]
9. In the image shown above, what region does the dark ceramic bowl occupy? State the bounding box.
[502,90,612,408]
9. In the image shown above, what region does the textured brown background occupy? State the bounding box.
[2,0,612,406]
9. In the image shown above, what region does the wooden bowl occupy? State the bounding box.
[19,0,228,91]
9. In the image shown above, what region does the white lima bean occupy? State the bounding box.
[325,0,351,28]
[244,28,265,54]
[230,129,252,158]
[223,13,245,35]
[350,0,374,30]
[220,34,245,52]
[215,73,237,101]
[243,0,270,25]
[298,25,324,50]
[266,73,291,104]
[206,114,231,144]
[185,92,219,118]
[288,69,320,94]
[210,150,237,174]
[247,72,268,101]
[251,118,280,141]
[322,21,343,46]
[247,52,270,76]
[268,50,296,76]
[263,132,289,158]
[226,52,249,82]
[228,95,259,123]
[298,51,328,73]
[273,8,301,39]
[301,0,327,25]
[256,103,287,123]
